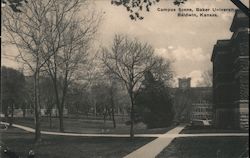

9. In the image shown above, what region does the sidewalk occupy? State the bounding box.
[1,121,248,158]
[0,122,160,138]
[123,125,186,158]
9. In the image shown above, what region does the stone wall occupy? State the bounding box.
[211,10,249,129]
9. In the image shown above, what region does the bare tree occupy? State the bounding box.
[150,56,174,86]
[3,0,55,142]
[42,0,100,132]
[103,74,119,128]
[109,78,117,128]
[40,76,55,129]
[81,54,107,117]
[101,34,160,138]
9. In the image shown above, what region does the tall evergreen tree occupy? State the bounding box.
[135,71,174,128]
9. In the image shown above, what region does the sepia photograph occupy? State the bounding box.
[0,0,249,157]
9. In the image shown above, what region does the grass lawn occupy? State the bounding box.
[0,127,156,158]
[8,117,174,134]
[156,136,249,158]
[180,125,249,134]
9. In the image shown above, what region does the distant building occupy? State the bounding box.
[191,101,213,121]
[178,77,191,90]
[171,78,213,123]
[40,108,68,117]
[211,10,249,129]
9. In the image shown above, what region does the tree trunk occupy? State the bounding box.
[103,109,107,124]
[51,76,64,132]
[34,72,41,142]
[130,102,135,138]
[129,90,135,139]
[94,102,97,117]
[49,111,52,129]
[4,111,9,123]
[76,104,79,118]
[111,102,116,128]
[58,107,64,132]
[58,73,69,132]
[58,104,65,132]
[10,104,14,126]
[22,108,26,118]
[35,111,41,142]
[109,109,111,119]
[110,83,116,128]
[112,111,116,128]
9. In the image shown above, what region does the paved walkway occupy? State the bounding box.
[1,122,248,158]
[123,125,186,158]
[0,122,160,138]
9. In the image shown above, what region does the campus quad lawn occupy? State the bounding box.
[156,136,249,158]
[11,117,174,134]
[0,127,156,158]
[180,125,249,134]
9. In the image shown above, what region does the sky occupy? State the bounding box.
[1,0,249,87]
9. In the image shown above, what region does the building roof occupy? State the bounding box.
[230,10,249,32]
[211,40,231,62]
[211,10,249,62]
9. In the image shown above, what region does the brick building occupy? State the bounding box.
[172,78,212,123]
[211,10,249,129]
[191,102,213,121]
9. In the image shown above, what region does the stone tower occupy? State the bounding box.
[178,77,191,90]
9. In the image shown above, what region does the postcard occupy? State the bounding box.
[1,0,249,157]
